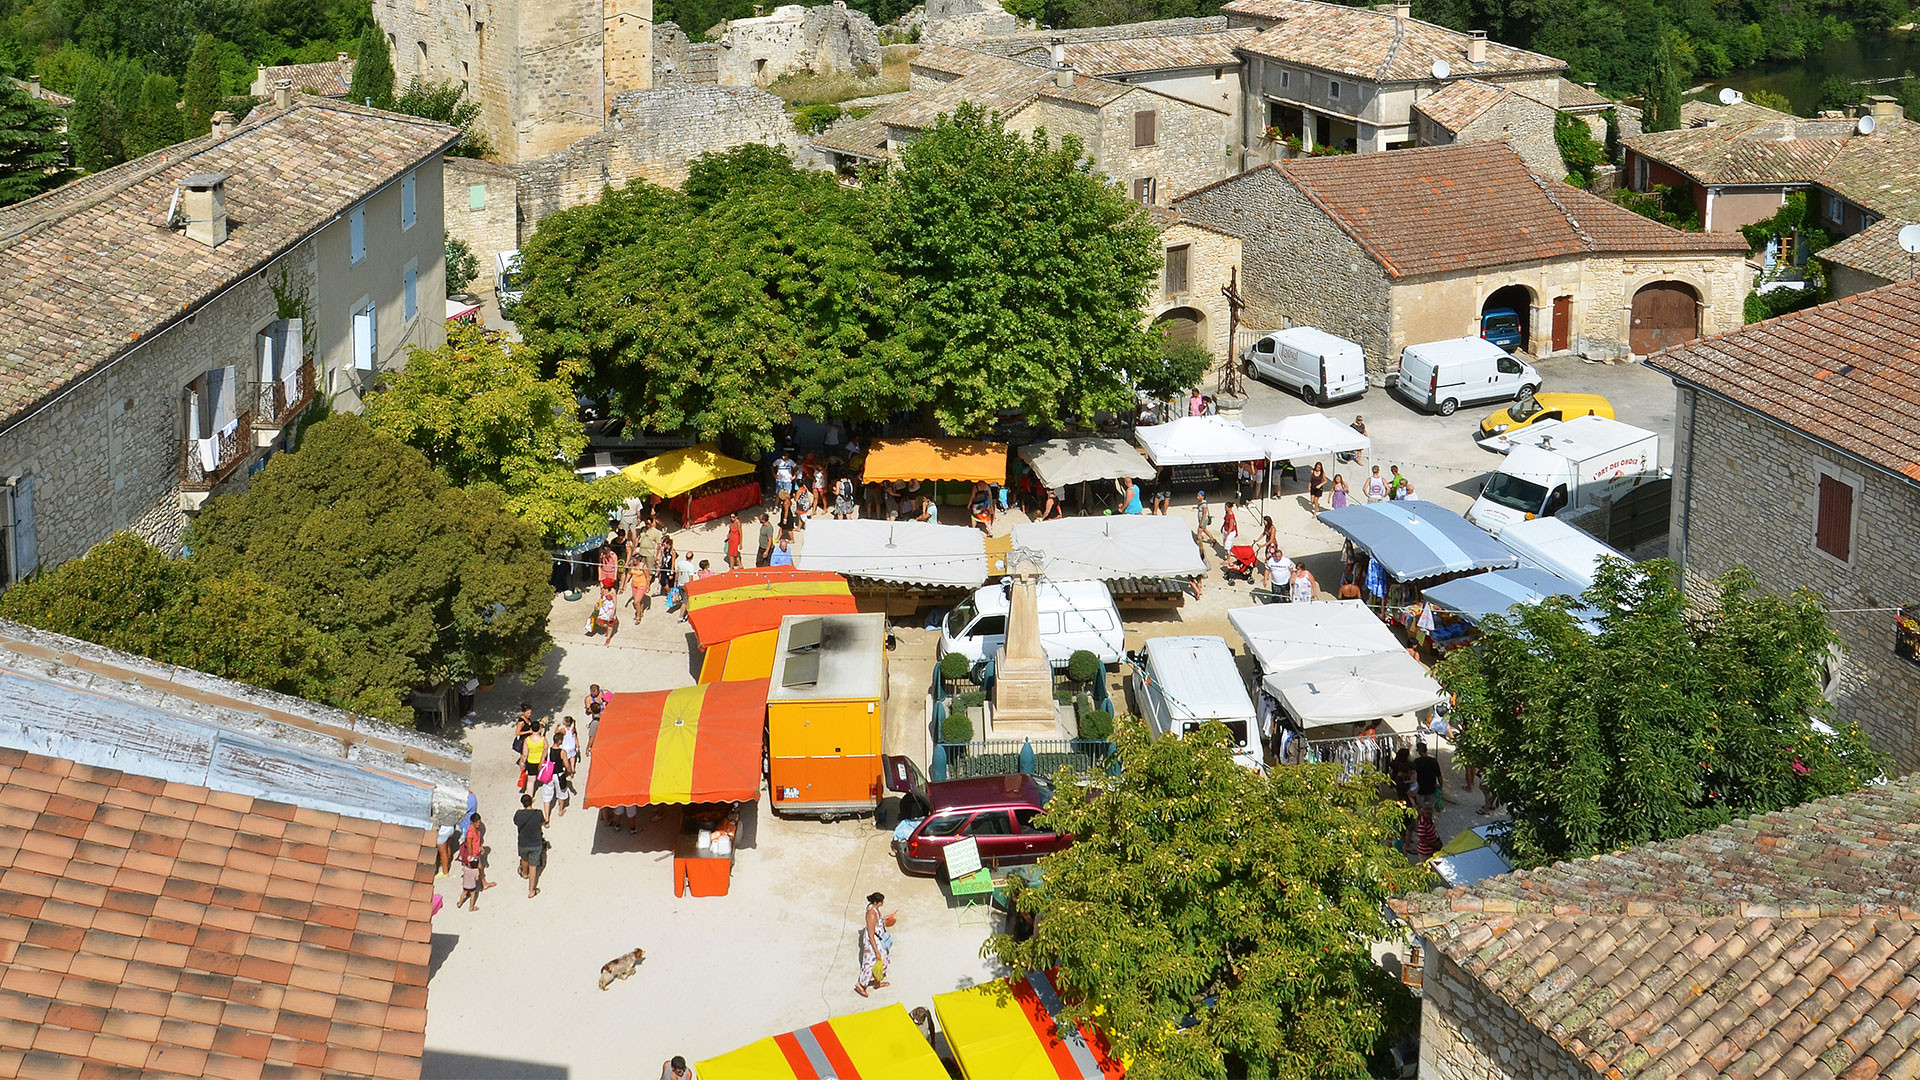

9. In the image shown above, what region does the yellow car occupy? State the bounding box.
[1478,392,1614,437]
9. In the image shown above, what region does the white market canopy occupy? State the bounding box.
[1133,416,1267,467]
[1262,650,1446,728]
[1228,599,1405,675]
[792,519,987,588]
[1017,437,1157,488]
[1244,412,1372,461]
[1012,516,1206,581]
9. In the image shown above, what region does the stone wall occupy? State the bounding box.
[1453,99,1561,178]
[1671,388,1920,770]
[444,157,523,295]
[688,3,880,86]
[920,0,1019,43]
[1828,262,1895,299]
[1420,953,1593,1080]
[513,85,806,224]
[1093,87,1232,203]
[1173,166,1396,367]
[1149,221,1240,360]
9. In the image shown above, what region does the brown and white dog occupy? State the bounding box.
[598,947,646,990]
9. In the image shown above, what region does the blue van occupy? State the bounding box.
[1480,308,1523,351]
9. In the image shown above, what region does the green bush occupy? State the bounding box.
[1078,709,1113,741]
[1555,112,1606,188]
[1065,649,1101,684]
[791,102,843,134]
[1054,687,1074,704]
[941,708,976,743]
[939,652,972,682]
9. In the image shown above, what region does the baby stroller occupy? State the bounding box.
[1223,545,1259,584]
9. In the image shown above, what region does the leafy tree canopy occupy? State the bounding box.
[1554,111,1606,188]
[365,324,645,548]
[0,75,68,204]
[348,23,394,110]
[185,414,554,721]
[391,79,491,157]
[180,31,221,140]
[1436,560,1886,869]
[990,721,1426,1080]
[445,236,481,296]
[866,102,1162,436]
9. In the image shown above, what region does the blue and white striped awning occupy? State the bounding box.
[1317,500,1518,582]
[1422,567,1589,624]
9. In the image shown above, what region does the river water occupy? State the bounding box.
[1719,31,1920,114]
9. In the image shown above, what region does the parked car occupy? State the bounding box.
[939,580,1124,669]
[1241,326,1368,406]
[1479,307,1524,351]
[1478,391,1614,439]
[1392,337,1540,416]
[889,772,1066,877]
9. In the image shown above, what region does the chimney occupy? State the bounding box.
[1049,35,1066,68]
[339,51,353,65]
[272,78,294,110]
[1055,65,1075,88]
[209,110,235,139]
[1869,94,1904,123]
[1466,30,1487,64]
[27,76,39,97]
[1393,1,1410,17]
[177,173,230,248]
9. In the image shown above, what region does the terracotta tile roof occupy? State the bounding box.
[1147,205,1240,238]
[253,58,354,97]
[1546,77,1610,110]
[1646,278,1920,483]
[1626,111,1920,221]
[1224,0,1564,82]
[812,114,890,158]
[1176,143,1746,278]
[1818,216,1917,284]
[1393,774,1920,1079]
[1035,29,1260,76]
[1412,79,1515,133]
[0,746,436,1080]
[0,95,460,434]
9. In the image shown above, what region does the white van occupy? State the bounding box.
[1394,337,1541,416]
[939,581,1124,668]
[1243,327,1368,406]
[1498,516,1628,589]
[495,249,524,312]
[1131,636,1263,770]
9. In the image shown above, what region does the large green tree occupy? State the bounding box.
[185,414,553,722]
[866,103,1162,436]
[517,145,913,454]
[0,77,68,203]
[391,79,490,157]
[125,73,181,157]
[990,723,1425,1080]
[1436,561,1886,869]
[365,324,645,548]
[179,32,221,139]
[0,533,339,702]
[348,24,395,109]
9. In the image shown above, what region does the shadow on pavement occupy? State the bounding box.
[422,1049,568,1079]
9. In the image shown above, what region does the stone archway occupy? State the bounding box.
[1630,280,1700,354]
[1481,284,1535,353]
[1153,306,1206,346]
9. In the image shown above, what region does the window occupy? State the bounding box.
[401,171,416,230]
[970,614,1006,637]
[1633,155,1649,190]
[461,60,470,91]
[961,811,1015,837]
[1825,192,1843,223]
[1279,70,1290,89]
[1213,66,1223,81]
[417,41,428,75]
[469,184,487,211]
[403,260,419,321]
[1164,244,1190,295]
[920,814,966,838]
[1,477,37,587]
[187,366,238,440]
[1014,807,1047,833]
[1132,176,1157,204]
[348,207,366,265]
[1815,472,1855,562]
[1133,109,1157,148]
[1329,80,1341,99]
[1861,212,1879,229]
[352,301,377,370]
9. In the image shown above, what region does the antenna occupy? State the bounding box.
[1431,59,1450,80]
[1717,86,1742,106]
[163,186,182,228]
[1899,224,1920,281]
[1857,114,1876,135]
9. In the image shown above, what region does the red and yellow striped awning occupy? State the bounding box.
[696,1003,948,1080]
[580,682,767,808]
[697,629,780,686]
[684,568,856,648]
[932,972,1126,1080]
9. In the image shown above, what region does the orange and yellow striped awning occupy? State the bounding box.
[684,568,856,648]
[697,1004,947,1080]
[580,682,767,808]
[932,972,1126,1080]
[697,629,780,686]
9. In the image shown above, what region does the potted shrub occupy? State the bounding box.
[938,651,971,694]
[940,709,975,745]
[1065,649,1101,687]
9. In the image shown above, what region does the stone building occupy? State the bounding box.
[1648,280,1920,770]
[920,0,1022,44]
[1622,96,1920,296]
[0,93,457,576]
[1147,208,1241,360]
[1394,773,1920,1080]
[372,0,653,161]
[654,3,880,88]
[1171,143,1750,374]
[814,45,1235,205]
[1411,79,1560,177]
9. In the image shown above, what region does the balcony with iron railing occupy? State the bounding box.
[254,360,315,444]
[182,412,254,503]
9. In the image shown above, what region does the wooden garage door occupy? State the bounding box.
[1155,309,1203,345]
[1630,282,1699,355]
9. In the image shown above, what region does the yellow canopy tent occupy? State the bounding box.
[697,1003,948,1080]
[697,628,780,685]
[932,972,1126,1080]
[621,444,756,500]
[862,438,1008,485]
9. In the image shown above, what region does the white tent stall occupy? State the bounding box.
[1133,416,1267,467]
[792,520,987,588]
[1260,650,1445,729]
[1245,412,1372,461]
[1227,599,1405,676]
[1017,437,1156,488]
[1012,516,1206,581]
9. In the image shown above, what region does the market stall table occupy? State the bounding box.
[696,1004,948,1080]
[932,971,1125,1080]
[621,444,760,525]
[683,567,856,648]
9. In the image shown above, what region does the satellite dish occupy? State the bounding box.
[1718,86,1743,106]
[1857,114,1876,135]
[1899,224,1920,254]
[1431,59,1451,80]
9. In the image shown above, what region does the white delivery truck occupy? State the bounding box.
[1131,636,1264,771]
[1393,336,1541,416]
[1498,516,1629,588]
[1242,326,1368,406]
[939,580,1125,668]
[1468,416,1660,535]
[495,249,525,314]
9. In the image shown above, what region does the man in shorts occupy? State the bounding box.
[514,793,546,898]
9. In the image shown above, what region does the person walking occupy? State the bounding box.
[756,512,777,567]
[1387,465,1410,501]
[1193,491,1215,548]
[772,449,798,501]
[655,536,677,597]
[1308,462,1328,513]
[834,473,857,520]
[661,1056,695,1080]
[1330,474,1350,510]
[522,722,547,795]
[1117,477,1144,515]
[1346,415,1367,466]
[1412,741,1442,812]
[854,891,897,997]
[725,514,743,570]
[1288,562,1316,603]
[1365,466,1388,503]
[513,793,546,898]
[513,706,539,791]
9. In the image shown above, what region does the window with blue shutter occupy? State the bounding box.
[404,265,418,320]
[401,172,417,230]
[349,208,366,265]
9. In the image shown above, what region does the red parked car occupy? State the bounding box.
[889,769,1067,877]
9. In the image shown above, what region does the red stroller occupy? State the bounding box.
[1224,544,1259,584]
